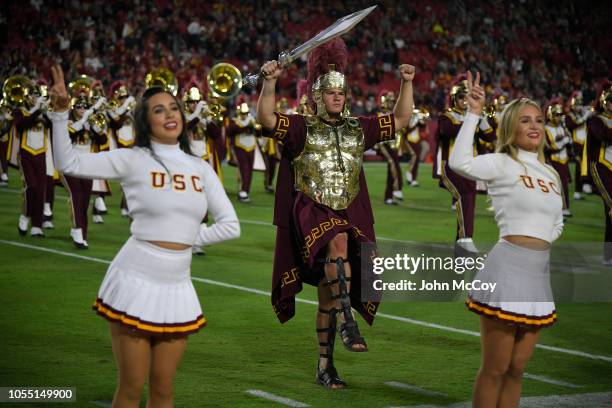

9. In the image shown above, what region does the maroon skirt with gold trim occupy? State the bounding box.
[271,192,379,325]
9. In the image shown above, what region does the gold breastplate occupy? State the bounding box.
[293,116,364,210]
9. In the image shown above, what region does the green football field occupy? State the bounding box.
[0,162,610,408]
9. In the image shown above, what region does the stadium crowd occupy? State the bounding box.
[2,0,610,113]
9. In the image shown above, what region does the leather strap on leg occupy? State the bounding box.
[316,308,345,388]
[331,258,369,353]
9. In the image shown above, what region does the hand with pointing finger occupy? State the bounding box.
[48,65,71,112]
[465,71,485,116]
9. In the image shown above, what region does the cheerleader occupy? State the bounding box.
[48,66,239,407]
[449,72,563,407]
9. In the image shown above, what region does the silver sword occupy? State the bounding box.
[242,5,377,88]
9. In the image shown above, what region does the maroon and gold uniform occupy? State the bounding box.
[585,86,612,263]
[375,90,403,204]
[61,108,108,248]
[565,91,593,197]
[400,108,428,187]
[437,108,476,240]
[107,82,135,215]
[544,100,572,215]
[226,104,265,202]
[0,106,12,185]
[9,99,51,235]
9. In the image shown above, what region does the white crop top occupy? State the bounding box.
[49,110,240,246]
[449,112,563,243]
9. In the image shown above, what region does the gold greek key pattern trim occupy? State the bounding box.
[365,301,377,316]
[378,115,393,141]
[273,113,290,144]
[351,226,367,240]
[301,217,349,260]
[280,267,301,288]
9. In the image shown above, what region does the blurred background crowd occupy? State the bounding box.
[2,0,610,114]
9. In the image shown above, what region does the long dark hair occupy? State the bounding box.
[133,87,192,154]
[133,87,193,175]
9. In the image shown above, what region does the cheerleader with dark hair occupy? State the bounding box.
[48,65,239,407]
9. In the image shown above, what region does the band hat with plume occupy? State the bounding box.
[109,80,129,98]
[447,74,468,110]
[544,97,564,121]
[181,79,202,103]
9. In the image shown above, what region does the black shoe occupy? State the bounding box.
[338,319,368,352]
[73,240,89,250]
[316,362,346,389]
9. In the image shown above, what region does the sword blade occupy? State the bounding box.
[284,5,377,64]
[243,5,377,87]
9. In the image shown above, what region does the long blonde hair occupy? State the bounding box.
[495,98,546,163]
[496,98,562,188]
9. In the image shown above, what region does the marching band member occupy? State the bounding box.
[565,90,593,199]
[1,99,13,186]
[107,80,136,217]
[257,38,415,389]
[401,106,429,187]
[183,82,223,255]
[585,84,612,265]
[296,79,314,115]
[259,98,287,193]
[227,102,263,203]
[436,76,479,255]
[10,78,51,237]
[544,98,572,216]
[48,65,239,408]
[33,79,58,229]
[450,72,563,407]
[183,84,223,177]
[376,90,404,205]
[61,93,107,248]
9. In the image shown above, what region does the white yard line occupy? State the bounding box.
[245,389,309,407]
[523,373,582,388]
[1,186,603,228]
[384,381,448,397]
[387,391,612,408]
[1,239,611,365]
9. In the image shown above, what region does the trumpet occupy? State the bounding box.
[88,112,108,131]
[203,101,226,123]
[208,63,242,101]
[3,75,32,109]
[145,68,178,96]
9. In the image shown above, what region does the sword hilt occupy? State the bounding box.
[242,73,260,88]
[242,51,292,88]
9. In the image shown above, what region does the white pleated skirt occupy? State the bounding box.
[466,239,557,328]
[93,236,206,336]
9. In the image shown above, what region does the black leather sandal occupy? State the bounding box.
[325,258,368,352]
[315,308,346,389]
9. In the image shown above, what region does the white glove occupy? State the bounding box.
[70,109,94,131]
[27,96,45,114]
[115,96,135,116]
[186,100,207,122]
[92,97,106,110]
